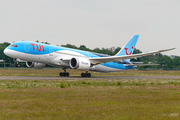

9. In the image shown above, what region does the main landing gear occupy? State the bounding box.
[81,72,91,77]
[59,69,91,77]
[59,69,69,77]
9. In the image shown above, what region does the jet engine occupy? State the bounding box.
[69,57,90,70]
[26,61,46,69]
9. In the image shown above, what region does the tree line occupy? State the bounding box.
[0,42,180,69]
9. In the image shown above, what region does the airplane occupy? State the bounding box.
[3,35,175,77]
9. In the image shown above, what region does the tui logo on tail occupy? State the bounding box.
[125,46,133,55]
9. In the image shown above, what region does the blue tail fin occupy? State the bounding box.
[115,35,139,62]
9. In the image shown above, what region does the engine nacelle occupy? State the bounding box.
[26,61,46,69]
[69,57,90,70]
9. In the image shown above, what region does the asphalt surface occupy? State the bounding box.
[1,76,180,80]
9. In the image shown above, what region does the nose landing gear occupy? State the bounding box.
[13,59,20,67]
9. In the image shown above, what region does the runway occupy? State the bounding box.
[1,76,180,80]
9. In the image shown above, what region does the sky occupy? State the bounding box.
[0,0,180,56]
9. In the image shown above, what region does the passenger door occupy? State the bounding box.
[25,44,30,52]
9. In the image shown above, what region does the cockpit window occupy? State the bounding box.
[9,44,18,47]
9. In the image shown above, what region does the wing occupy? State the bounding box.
[89,48,175,65]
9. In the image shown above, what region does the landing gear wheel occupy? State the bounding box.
[81,73,91,77]
[66,72,69,77]
[87,73,91,77]
[15,64,20,67]
[81,73,85,77]
[59,72,63,77]
[59,72,69,77]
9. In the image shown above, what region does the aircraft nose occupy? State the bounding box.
[3,48,10,56]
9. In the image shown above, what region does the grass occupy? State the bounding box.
[1,69,180,119]
[0,68,180,76]
[0,79,180,119]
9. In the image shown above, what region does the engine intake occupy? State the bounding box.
[70,57,90,70]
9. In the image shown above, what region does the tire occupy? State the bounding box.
[81,73,84,77]
[84,73,88,77]
[63,73,65,77]
[66,72,69,77]
[87,73,91,77]
[59,72,63,77]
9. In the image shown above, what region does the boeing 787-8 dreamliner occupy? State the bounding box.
[3,35,175,77]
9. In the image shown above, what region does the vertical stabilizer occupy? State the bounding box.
[115,35,139,62]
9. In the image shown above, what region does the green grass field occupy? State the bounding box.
[0,69,180,120]
[0,68,180,76]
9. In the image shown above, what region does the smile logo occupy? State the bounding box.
[125,46,133,55]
